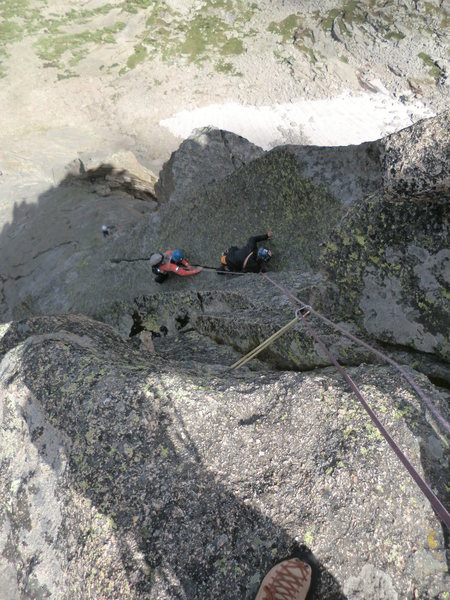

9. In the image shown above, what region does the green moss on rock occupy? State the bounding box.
[156,149,341,272]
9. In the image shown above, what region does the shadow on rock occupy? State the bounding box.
[0,316,347,599]
[0,162,159,322]
[0,139,343,323]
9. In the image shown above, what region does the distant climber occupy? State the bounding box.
[149,249,202,284]
[102,224,116,237]
[219,231,273,273]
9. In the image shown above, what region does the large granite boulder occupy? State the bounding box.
[0,314,448,599]
[381,110,450,202]
[319,189,449,361]
[154,127,265,205]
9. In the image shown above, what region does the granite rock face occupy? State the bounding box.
[1,314,448,599]
[0,112,449,600]
[320,185,449,361]
[381,110,450,202]
[154,127,265,205]
[0,147,341,322]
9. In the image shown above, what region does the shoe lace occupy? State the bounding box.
[262,560,310,600]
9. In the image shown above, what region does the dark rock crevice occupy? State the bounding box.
[32,240,77,261]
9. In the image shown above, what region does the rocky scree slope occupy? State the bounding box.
[1,0,448,113]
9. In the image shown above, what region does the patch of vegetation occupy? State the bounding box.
[320,1,369,34]
[180,14,224,61]
[341,0,367,25]
[120,0,154,12]
[221,37,244,55]
[294,27,315,43]
[57,70,80,81]
[64,4,115,22]
[418,52,444,81]
[296,44,317,63]
[0,1,122,77]
[35,22,126,73]
[141,0,254,66]
[384,31,405,41]
[273,50,295,68]
[269,16,321,65]
[267,14,301,43]
[0,0,30,19]
[215,59,242,76]
[321,8,342,32]
[0,2,26,75]
[126,43,147,70]
[0,19,23,44]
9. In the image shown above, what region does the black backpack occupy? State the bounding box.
[224,246,242,271]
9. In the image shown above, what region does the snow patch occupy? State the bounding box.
[160,91,434,148]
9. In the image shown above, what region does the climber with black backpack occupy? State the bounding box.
[219,231,273,273]
[149,249,202,284]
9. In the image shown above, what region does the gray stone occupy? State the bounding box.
[282,141,382,208]
[381,110,450,202]
[154,126,265,204]
[427,435,443,460]
[0,562,19,600]
[344,564,398,599]
[0,312,448,599]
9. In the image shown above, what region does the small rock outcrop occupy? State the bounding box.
[61,151,159,203]
[283,141,382,207]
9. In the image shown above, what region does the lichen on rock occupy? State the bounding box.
[0,314,448,598]
[320,188,449,360]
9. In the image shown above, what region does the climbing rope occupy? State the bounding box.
[298,308,450,530]
[110,256,151,263]
[193,264,249,276]
[230,315,300,370]
[257,273,450,530]
[261,273,450,435]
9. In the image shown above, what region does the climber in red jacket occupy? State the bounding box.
[149,249,202,284]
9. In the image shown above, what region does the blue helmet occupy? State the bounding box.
[257,247,272,262]
[171,249,184,263]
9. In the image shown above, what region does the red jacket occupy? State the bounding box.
[157,250,201,277]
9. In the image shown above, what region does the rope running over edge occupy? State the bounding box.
[260,273,450,530]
